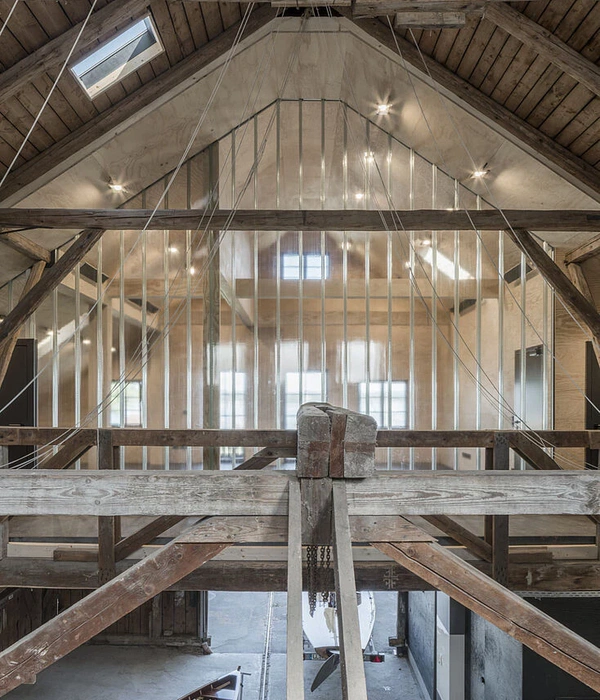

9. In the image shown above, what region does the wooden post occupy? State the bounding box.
[97,430,116,584]
[0,520,7,560]
[332,480,368,700]
[286,480,304,700]
[491,434,509,586]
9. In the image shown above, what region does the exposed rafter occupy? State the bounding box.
[0,208,599,231]
[485,3,600,96]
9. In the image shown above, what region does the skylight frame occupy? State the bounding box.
[70,15,164,100]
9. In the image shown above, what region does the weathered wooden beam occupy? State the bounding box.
[506,229,600,341]
[490,434,509,585]
[332,481,368,700]
[0,427,596,449]
[375,541,600,692]
[395,11,466,28]
[0,536,228,695]
[422,515,492,562]
[2,556,600,592]
[97,430,117,583]
[0,229,105,344]
[37,430,96,471]
[0,232,51,263]
[347,14,600,201]
[353,0,520,13]
[286,481,304,700]
[2,470,600,516]
[0,261,46,387]
[0,0,152,107]
[485,3,600,96]
[566,262,595,306]
[565,235,600,265]
[0,7,278,204]
[1,208,599,231]
[236,446,297,470]
[114,516,186,561]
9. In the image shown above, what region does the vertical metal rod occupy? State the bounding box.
[431,165,438,469]
[231,131,238,443]
[386,133,393,470]
[186,168,193,470]
[163,178,170,470]
[408,149,415,470]
[275,102,282,430]
[7,280,13,315]
[342,103,349,409]
[364,119,371,419]
[542,241,550,430]
[141,189,148,470]
[52,285,59,441]
[320,99,326,402]
[253,115,259,430]
[546,242,554,431]
[298,99,304,406]
[498,230,505,430]
[452,180,460,469]
[96,238,104,428]
[475,196,483,470]
[74,261,82,469]
[520,248,527,449]
[119,230,125,469]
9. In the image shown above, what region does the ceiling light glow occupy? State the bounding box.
[355,192,364,200]
[472,169,488,178]
[376,104,390,115]
[108,181,125,192]
[422,247,473,280]
[190,266,196,275]
[364,151,375,164]
[168,246,178,253]
[82,339,91,346]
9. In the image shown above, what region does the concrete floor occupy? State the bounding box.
[7,592,426,699]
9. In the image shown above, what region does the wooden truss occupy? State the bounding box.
[1,413,600,696]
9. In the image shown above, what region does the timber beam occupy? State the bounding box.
[375,541,600,692]
[1,470,600,516]
[0,208,599,232]
[2,556,600,593]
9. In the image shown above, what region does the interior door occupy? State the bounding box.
[514,344,544,469]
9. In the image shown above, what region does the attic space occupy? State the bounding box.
[0,1,599,699]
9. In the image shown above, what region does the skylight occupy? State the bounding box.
[71,16,163,99]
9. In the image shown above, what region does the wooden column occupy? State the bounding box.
[203,143,220,471]
[286,480,304,700]
[332,480,368,700]
[0,520,7,560]
[97,430,117,584]
[487,434,509,585]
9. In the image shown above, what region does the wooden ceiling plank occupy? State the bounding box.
[1,208,598,232]
[202,1,226,40]
[182,1,210,49]
[555,98,600,152]
[220,1,243,30]
[537,84,596,140]
[486,2,600,96]
[0,0,154,106]
[567,111,600,157]
[0,228,105,344]
[454,15,496,80]
[31,76,85,132]
[0,6,275,204]
[150,0,184,65]
[468,24,511,89]
[2,96,54,152]
[375,541,600,692]
[166,0,197,57]
[349,15,600,200]
[0,232,51,263]
[14,86,71,143]
[444,16,478,72]
[478,33,523,96]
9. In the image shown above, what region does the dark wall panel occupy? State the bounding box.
[408,591,436,699]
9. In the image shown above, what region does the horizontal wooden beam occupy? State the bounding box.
[1,470,599,516]
[485,3,600,96]
[1,208,599,232]
[395,11,466,28]
[0,427,596,448]
[0,556,598,592]
[348,14,600,201]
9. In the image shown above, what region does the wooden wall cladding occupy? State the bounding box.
[0,587,205,650]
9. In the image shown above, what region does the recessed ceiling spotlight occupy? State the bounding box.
[472,163,489,179]
[404,261,411,269]
[364,151,375,164]
[190,266,196,275]
[168,246,178,253]
[108,180,125,192]
[82,338,91,346]
[355,192,365,200]
[111,347,117,353]
[46,329,53,337]
[342,240,352,251]
[376,104,391,115]
[421,239,431,247]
